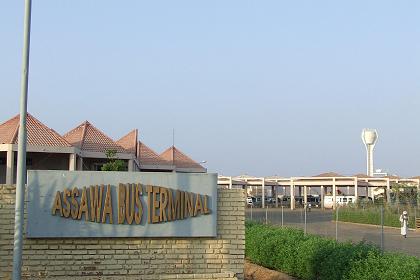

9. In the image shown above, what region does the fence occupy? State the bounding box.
[245,203,420,258]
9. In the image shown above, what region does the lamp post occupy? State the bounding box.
[12,0,32,279]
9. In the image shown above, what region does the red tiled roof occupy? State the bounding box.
[63,121,127,153]
[116,129,138,154]
[352,173,373,178]
[0,115,19,144]
[381,175,400,179]
[160,146,205,170]
[0,113,71,147]
[137,142,172,166]
[313,172,344,177]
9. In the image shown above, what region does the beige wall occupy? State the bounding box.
[0,152,70,184]
[26,152,69,171]
[0,186,245,280]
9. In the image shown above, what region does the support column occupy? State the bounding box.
[77,156,83,171]
[262,178,265,208]
[69,154,76,171]
[347,186,350,196]
[229,177,232,189]
[290,180,295,210]
[386,179,391,204]
[128,159,134,172]
[245,179,248,196]
[354,178,358,202]
[275,186,279,208]
[365,179,369,200]
[417,179,420,207]
[303,186,308,205]
[321,185,325,209]
[333,178,337,210]
[6,148,14,185]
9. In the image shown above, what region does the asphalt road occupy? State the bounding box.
[246,208,420,257]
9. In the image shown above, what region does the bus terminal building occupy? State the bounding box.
[0,113,206,184]
[0,113,245,280]
[218,173,420,210]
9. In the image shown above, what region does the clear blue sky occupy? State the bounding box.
[1,1,419,177]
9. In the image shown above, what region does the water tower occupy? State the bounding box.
[361,129,378,177]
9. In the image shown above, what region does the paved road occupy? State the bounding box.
[246,208,420,257]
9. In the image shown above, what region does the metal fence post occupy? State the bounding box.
[250,205,253,221]
[335,206,339,241]
[304,204,307,236]
[281,206,284,227]
[265,206,268,224]
[380,205,384,252]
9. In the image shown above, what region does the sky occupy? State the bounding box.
[1,1,420,177]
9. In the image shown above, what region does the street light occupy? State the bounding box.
[12,0,32,279]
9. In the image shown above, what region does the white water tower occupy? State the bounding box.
[361,129,378,177]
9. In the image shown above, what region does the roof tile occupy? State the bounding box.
[160,146,205,170]
[138,142,172,166]
[116,129,138,154]
[63,121,127,153]
[0,113,71,147]
[352,173,372,178]
[313,172,344,177]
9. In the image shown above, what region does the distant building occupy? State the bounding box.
[0,113,206,184]
[373,169,388,177]
[218,172,420,209]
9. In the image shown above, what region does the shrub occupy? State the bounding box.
[347,251,420,280]
[245,222,420,280]
[101,149,126,171]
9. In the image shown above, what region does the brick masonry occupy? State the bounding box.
[0,185,245,280]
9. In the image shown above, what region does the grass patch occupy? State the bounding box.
[246,221,420,280]
[334,205,417,228]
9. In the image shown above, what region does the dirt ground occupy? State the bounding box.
[244,260,297,280]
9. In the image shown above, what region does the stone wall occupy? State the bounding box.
[0,185,245,280]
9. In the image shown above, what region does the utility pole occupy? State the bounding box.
[12,0,32,279]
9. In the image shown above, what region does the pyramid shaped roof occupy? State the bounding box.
[352,173,372,178]
[138,142,172,167]
[313,172,344,178]
[160,146,205,171]
[116,129,138,154]
[381,175,400,179]
[0,113,71,147]
[63,121,127,153]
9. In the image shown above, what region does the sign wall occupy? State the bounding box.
[27,171,217,238]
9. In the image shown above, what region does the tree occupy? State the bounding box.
[101,149,125,171]
[391,182,418,207]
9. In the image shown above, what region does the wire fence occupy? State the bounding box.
[245,203,420,257]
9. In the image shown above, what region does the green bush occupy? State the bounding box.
[245,222,420,280]
[347,250,420,280]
